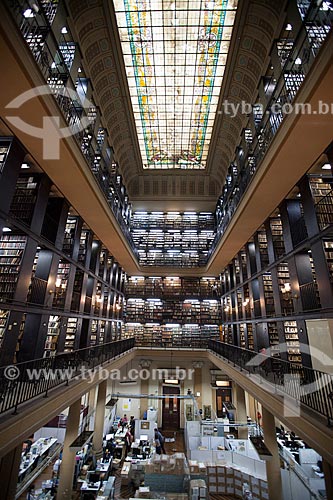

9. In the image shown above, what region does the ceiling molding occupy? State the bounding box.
[68,0,286,207]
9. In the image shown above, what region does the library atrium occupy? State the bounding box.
[0,0,333,499]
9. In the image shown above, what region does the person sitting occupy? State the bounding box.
[102,448,111,463]
[26,485,36,500]
[106,437,116,455]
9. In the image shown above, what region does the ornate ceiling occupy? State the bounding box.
[113,0,238,170]
[68,0,283,205]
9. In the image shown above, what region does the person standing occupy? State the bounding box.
[154,428,166,454]
[129,416,135,437]
[154,430,162,455]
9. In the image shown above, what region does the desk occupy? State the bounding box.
[80,481,100,499]
[18,438,57,482]
[96,459,112,478]
[97,476,115,500]
[115,429,127,439]
[81,478,115,500]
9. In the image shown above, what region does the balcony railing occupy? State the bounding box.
[0,338,134,415]
[210,3,333,261]
[209,340,333,426]
[6,0,137,259]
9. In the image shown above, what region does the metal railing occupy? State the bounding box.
[208,340,333,426]
[6,0,137,259]
[0,338,134,415]
[315,189,333,230]
[210,2,333,261]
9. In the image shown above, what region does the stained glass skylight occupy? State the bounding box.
[113,0,238,169]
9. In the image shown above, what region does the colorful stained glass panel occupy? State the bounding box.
[113,0,238,169]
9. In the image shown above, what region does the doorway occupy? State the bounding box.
[216,388,232,418]
[162,385,180,430]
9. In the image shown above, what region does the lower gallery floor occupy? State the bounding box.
[1,349,331,500]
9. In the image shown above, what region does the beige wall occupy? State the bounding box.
[112,358,216,427]
[305,319,333,373]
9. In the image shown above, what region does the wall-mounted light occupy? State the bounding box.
[165,379,179,385]
[216,380,230,387]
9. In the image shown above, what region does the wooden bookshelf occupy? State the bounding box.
[0,234,27,300]
[9,175,39,225]
[78,228,89,265]
[54,260,70,309]
[0,309,9,348]
[268,322,280,359]
[62,216,77,257]
[277,263,293,315]
[323,240,333,280]
[44,315,61,355]
[64,317,78,352]
[262,273,275,316]
[283,320,301,364]
[270,217,285,260]
[247,323,254,350]
[236,289,243,320]
[258,229,269,269]
[90,319,98,346]
[308,175,333,203]
[239,323,246,348]
[0,143,11,173]
[99,320,106,344]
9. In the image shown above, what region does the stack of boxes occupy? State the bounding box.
[144,453,189,493]
[205,464,268,499]
[189,479,207,500]
[188,460,207,479]
[133,488,189,500]
[120,461,131,485]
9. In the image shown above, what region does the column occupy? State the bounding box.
[0,444,22,500]
[87,386,97,430]
[322,459,333,500]
[57,398,81,499]
[192,361,203,410]
[141,379,149,418]
[139,360,151,419]
[246,393,257,422]
[261,406,282,500]
[234,383,248,439]
[92,379,107,459]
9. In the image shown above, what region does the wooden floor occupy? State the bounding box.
[17,460,57,500]
[18,431,237,499]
